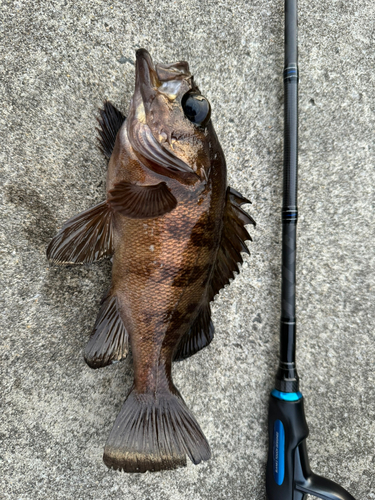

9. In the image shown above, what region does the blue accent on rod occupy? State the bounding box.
[283,66,299,81]
[272,389,302,401]
[273,420,285,485]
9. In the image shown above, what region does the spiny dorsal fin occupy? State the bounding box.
[46,201,114,264]
[84,293,129,369]
[96,101,126,160]
[208,186,255,302]
[108,181,177,219]
[173,301,214,361]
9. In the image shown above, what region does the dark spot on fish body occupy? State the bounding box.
[163,299,198,331]
[189,223,213,248]
[186,302,199,314]
[162,306,184,324]
[139,311,157,327]
[172,263,211,288]
[180,210,216,249]
[125,260,187,284]
[162,208,205,239]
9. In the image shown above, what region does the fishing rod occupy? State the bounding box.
[265,1,357,499]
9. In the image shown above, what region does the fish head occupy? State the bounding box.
[127,49,216,184]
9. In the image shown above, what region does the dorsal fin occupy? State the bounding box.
[96,101,126,160]
[208,186,255,302]
[173,186,254,361]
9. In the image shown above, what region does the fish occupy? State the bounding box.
[47,48,255,473]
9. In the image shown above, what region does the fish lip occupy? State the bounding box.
[135,49,161,103]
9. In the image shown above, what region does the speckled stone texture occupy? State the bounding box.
[1,0,374,498]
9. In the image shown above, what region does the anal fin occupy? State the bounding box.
[84,293,129,369]
[174,301,214,361]
[47,201,114,264]
[108,181,177,219]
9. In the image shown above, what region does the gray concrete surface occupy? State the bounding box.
[1,0,374,498]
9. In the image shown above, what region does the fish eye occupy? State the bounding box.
[181,92,211,127]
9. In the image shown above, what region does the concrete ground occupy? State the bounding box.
[1,0,374,498]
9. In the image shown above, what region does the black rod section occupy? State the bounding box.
[275,0,299,393]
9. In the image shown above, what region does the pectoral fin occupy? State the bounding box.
[208,186,255,301]
[108,181,177,219]
[46,201,114,264]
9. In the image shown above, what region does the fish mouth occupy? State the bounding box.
[129,49,198,183]
[135,49,161,104]
[135,48,191,96]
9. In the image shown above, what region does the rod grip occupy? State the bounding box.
[266,394,357,500]
[266,394,308,499]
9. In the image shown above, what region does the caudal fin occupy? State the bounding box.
[103,389,211,473]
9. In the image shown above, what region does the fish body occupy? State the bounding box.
[47,49,255,472]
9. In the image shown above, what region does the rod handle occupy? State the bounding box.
[266,393,357,500]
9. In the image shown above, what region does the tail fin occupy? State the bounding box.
[103,389,211,473]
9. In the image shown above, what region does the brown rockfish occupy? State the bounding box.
[47,48,255,473]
